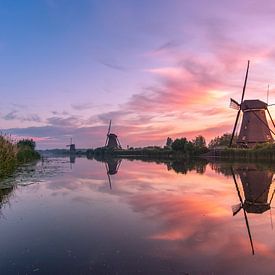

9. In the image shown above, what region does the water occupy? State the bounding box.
[0,157,275,274]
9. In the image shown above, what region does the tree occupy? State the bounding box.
[192,135,206,148]
[171,138,187,151]
[166,137,173,147]
[17,139,36,150]
[208,133,233,148]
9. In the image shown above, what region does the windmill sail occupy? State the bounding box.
[230,98,240,110]
[229,60,250,147]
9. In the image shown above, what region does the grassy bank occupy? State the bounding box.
[206,143,275,161]
[0,136,40,179]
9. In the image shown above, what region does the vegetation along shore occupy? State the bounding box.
[0,135,40,179]
[86,133,275,161]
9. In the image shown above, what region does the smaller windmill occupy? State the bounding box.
[229,61,275,147]
[104,120,122,149]
[66,138,76,153]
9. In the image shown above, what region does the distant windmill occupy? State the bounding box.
[66,138,76,153]
[104,120,122,149]
[229,60,275,147]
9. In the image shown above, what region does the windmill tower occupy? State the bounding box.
[229,61,275,147]
[104,120,122,149]
[66,138,76,153]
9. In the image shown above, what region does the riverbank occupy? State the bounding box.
[86,142,275,162]
[204,143,275,161]
[0,136,40,179]
[87,145,208,161]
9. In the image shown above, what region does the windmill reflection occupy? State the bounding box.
[104,158,122,189]
[231,165,275,255]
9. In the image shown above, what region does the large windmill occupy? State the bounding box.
[104,120,122,149]
[229,61,275,147]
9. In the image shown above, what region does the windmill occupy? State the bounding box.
[104,158,122,189]
[231,165,275,255]
[229,60,275,147]
[66,138,76,153]
[104,120,122,149]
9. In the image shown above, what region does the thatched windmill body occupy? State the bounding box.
[229,61,275,147]
[105,120,122,149]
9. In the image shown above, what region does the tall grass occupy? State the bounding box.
[0,135,40,179]
[0,135,17,178]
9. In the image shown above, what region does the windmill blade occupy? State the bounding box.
[231,167,244,206]
[117,159,122,171]
[107,120,112,135]
[104,120,112,147]
[104,162,112,189]
[104,136,108,147]
[230,98,240,110]
[267,108,275,129]
[229,109,241,147]
[232,203,242,216]
[117,137,122,148]
[229,61,250,147]
[107,172,112,189]
[241,60,250,104]
[269,189,275,204]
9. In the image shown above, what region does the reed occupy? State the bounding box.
[0,135,40,179]
[0,135,17,178]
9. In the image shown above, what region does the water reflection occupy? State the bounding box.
[104,158,122,189]
[0,184,15,215]
[230,165,275,255]
[2,157,275,274]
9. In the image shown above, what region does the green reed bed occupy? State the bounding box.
[0,136,40,179]
[217,143,275,161]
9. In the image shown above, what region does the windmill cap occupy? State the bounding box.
[241,99,267,110]
[243,201,270,214]
[108,133,118,138]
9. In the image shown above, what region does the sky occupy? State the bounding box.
[2,0,275,149]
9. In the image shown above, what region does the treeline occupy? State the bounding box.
[88,132,275,160]
[0,136,40,179]
[166,135,208,156]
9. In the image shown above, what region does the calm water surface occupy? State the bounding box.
[0,157,275,274]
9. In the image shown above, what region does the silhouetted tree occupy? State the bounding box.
[171,138,187,151]
[166,137,173,147]
[208,133,234,148]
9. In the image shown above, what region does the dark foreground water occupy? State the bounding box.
[0,157,275,274]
